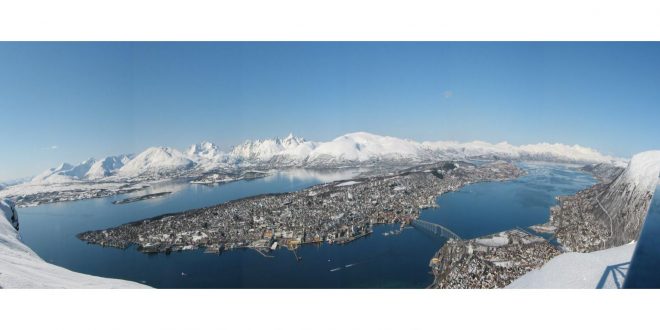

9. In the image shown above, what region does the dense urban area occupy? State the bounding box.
[430,229,561,288]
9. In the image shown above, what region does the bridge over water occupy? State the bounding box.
[410,219,461,240]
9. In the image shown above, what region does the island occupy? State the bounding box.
[77,161,523,254]
[112,192,172,205]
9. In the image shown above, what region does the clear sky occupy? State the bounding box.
[1,42,659,181]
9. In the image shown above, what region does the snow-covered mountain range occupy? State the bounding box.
[25,132,625,184]
[32,155,133,183]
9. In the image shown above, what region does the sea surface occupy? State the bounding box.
[18,163,597,288]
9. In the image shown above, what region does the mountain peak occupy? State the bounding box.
[24,132,628,183]
[118,146,193,176]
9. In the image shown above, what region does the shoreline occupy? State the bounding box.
[78,161,524,257]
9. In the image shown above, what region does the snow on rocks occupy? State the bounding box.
[0,199,149,288]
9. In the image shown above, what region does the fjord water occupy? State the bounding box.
[18,163,596,288]
[424,163,598,239]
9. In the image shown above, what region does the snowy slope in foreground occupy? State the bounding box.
[0,199,149,288]
[507,243,636,289]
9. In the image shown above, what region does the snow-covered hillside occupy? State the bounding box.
[230,133,318,163]
[507,243,636,289]
[86,154,133,179]
[30,155,133,183]
[118,147,193,177]
[597,150,660,246]
[422,139,620,164]
[0,199,148,288]
[187,141,223,161]
[226,132,622,167]
[604,151,660,200]
[32,161,85,183]
[307,132,426,165]
[21,132,625,185]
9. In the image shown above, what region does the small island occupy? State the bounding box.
[112,192,172,205]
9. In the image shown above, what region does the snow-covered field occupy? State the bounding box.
[0,199,149,288]
[507,243,636,289]
[474,232,510,247]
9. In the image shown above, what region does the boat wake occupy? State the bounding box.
[330,262,359,272]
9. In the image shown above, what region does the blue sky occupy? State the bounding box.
[1,42,659,180]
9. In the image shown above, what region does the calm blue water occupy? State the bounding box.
[422,163,598,239]
[17,163,596,288]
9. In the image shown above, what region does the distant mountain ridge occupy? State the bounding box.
[27,132,626,183]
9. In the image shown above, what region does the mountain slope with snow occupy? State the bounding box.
[16,132,626,187]
[307,132,426,165]
[230,133,318,163]
[118,147,194,176]
[540,150,660,253]
[31,162,77,183]
[0,199,148,288]
[86,154,133,179]
[597,150,660,246]
[31,155,133,183]
[518,142,616,164]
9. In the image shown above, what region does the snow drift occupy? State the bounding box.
[0,199,149,288]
